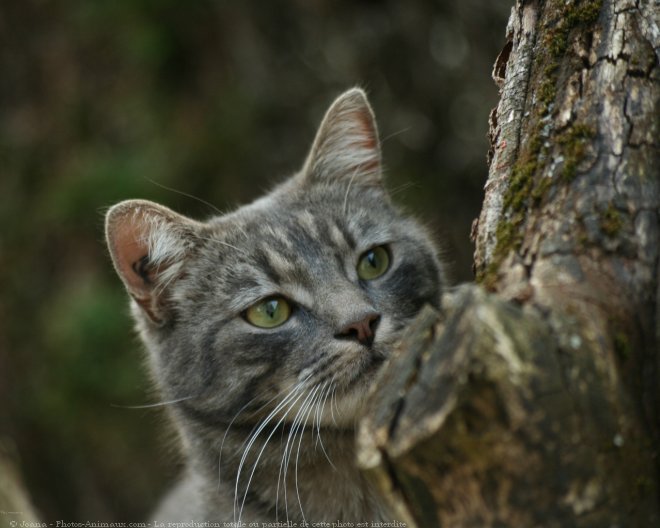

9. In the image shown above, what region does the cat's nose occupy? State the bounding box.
[336,313,381,346]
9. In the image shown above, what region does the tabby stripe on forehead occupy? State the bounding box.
[333,252,350,279]
[253,249,282,286]
[223,272,261,293]
[296,211,318,236]
[266,233,293,256]
[287,222,322,258]
[310,216,332,247]
[263,244,310,286]
[333,219,356,250]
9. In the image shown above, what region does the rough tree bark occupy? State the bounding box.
[358,0,659,526]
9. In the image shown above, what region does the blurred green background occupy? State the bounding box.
[0,0,510,521]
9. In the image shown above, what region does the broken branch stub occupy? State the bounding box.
[357,286,659,527]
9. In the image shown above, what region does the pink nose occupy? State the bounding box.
[337,313,381,346]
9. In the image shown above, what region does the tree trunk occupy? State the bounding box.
[358,0,659,525]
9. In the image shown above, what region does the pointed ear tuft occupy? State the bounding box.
[105,200,200,324]
[303,88,382,186]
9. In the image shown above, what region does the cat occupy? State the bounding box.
[105,88,444,524]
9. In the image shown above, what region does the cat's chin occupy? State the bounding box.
[331,380,379,427]
[319,350,387,428]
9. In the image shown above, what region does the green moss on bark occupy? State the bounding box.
[478,0,603,287]
[601,203,624,237]
[558,123,597,181]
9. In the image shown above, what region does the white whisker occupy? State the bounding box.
[314,382,332,446]
[110,395,194,409]
[143,176,225,215]
[381,126,412,144]
[388,181,419,197]
[314,382,337,471]
[278,385,320,523]
[294,386,323,525]
[219,381,304,477]
[231,374,313,464]
[234,385,300,520]
[329,379,339,426]
[236,381,316,523]
[217,389,284,489]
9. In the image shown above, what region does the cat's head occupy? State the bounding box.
[105,89,443,432]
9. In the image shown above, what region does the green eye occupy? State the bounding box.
[357,245,390,280]
[245,297,291,328]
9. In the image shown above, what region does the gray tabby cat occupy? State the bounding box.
[105,88,444,524]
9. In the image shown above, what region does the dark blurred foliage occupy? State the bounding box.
[0,0,510,521]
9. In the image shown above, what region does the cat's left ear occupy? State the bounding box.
[105,200,202,325]
[302,88,382,187]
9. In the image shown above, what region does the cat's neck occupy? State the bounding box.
[180,420,388,523]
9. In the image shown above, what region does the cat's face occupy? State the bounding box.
[106,89,443,434]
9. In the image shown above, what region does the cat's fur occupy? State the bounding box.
[105,89,444,523]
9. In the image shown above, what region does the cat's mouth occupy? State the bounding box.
[344,347,386,386]
[312,343,391,427]
[272,321,404,429]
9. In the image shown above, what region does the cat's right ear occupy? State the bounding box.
[302,88,383,188]
[105,200,201,325]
